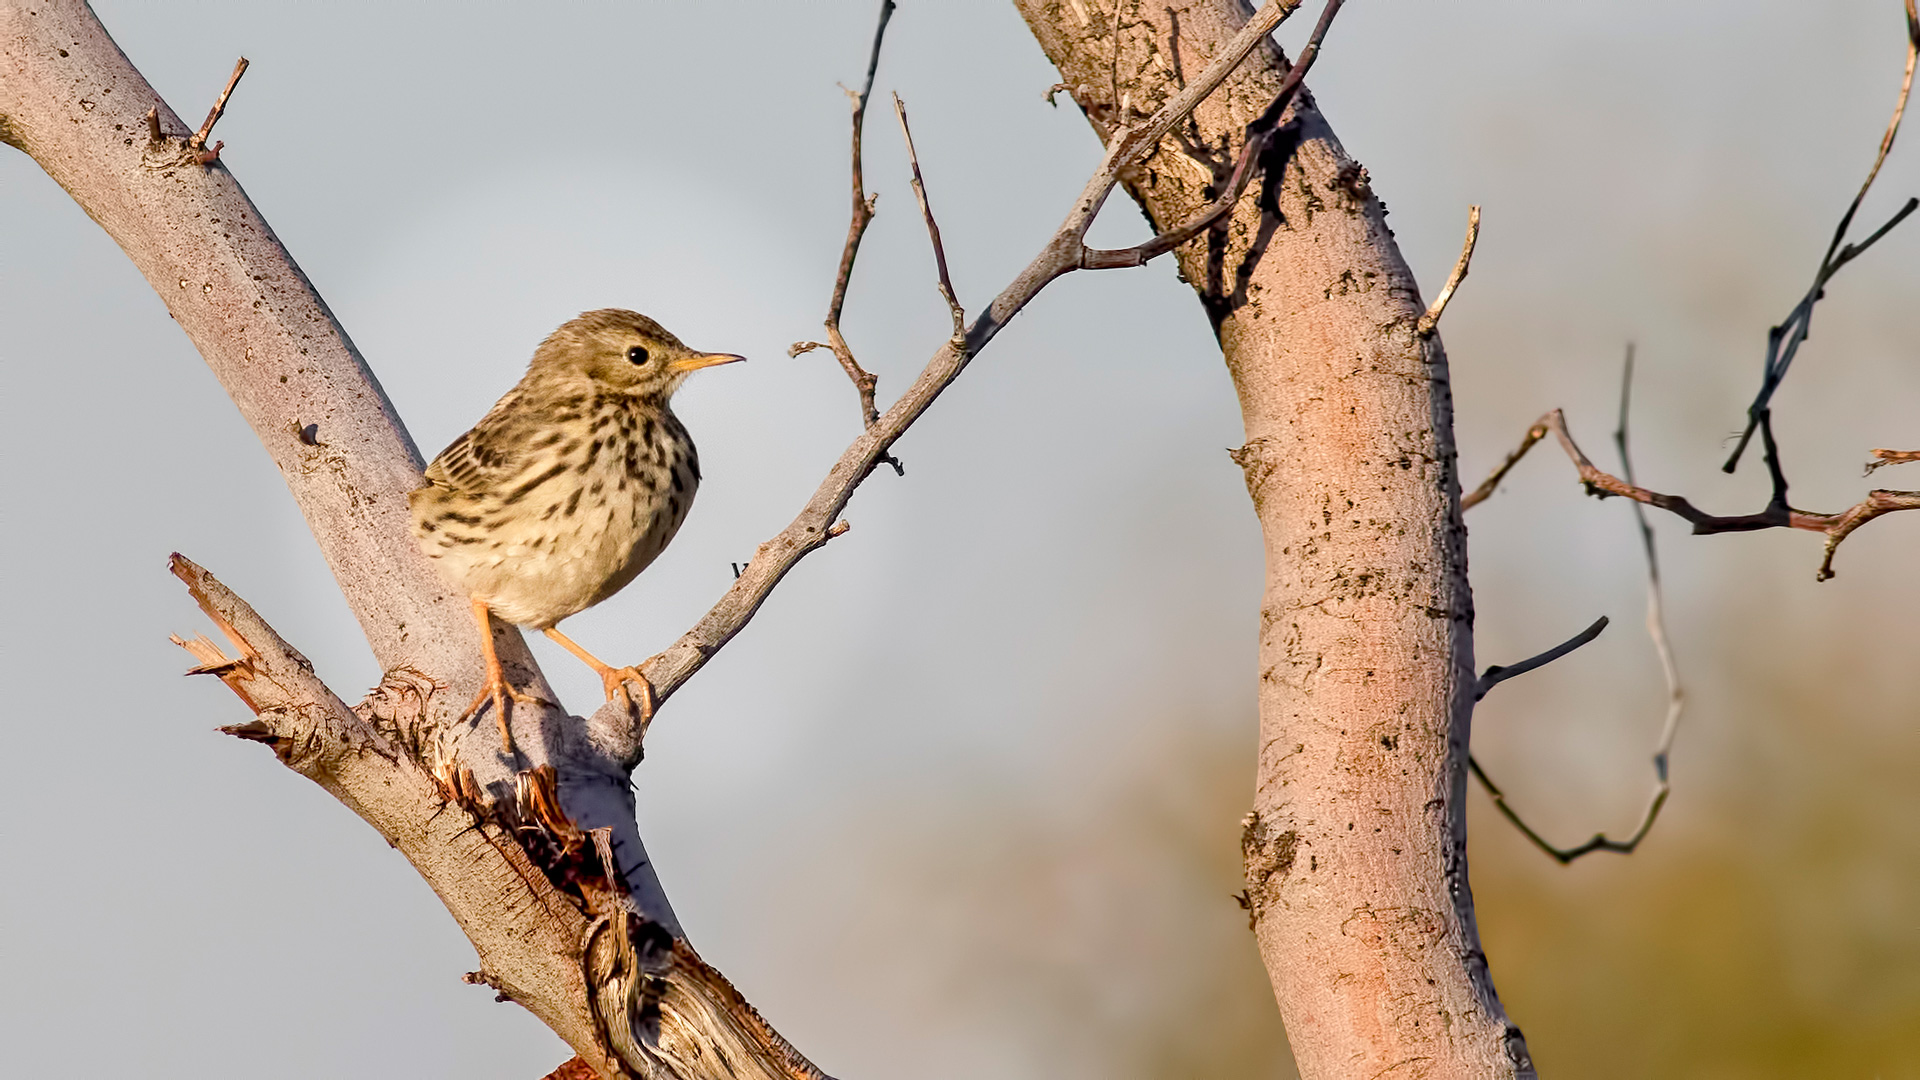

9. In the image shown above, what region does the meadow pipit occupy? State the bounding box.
[409,309,744,753]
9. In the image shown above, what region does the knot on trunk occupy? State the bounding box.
[1228,436,1283,508]
[1240,809,1300,926]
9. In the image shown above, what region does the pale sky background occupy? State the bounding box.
[3,2,1917,1078]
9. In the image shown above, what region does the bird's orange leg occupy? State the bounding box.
[542,626,655,723]
[460,598,544,754]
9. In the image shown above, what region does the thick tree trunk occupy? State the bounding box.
[1013,3,1533,1076]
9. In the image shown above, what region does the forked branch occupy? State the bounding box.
[1549,408,1919,580]
[1469,405,1918,581]
[789,0,897,435]
[635,0,1333,718]
[1724,0,1918,471]
[1080,0,1339,271]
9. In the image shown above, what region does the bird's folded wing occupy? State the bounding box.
[422,390,533,495]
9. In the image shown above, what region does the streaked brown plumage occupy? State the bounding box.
[408,309,744,753]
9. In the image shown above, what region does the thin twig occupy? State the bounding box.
[1468,755,1672,865]
[1725,1,1918,472]
[186,56,249,158]
[1460,416,1548,511]
[144,106,162,143]
[1079,0,1338,271]
[892,93,966,346]
[789,0,895,440]
[635,0,1322,722]
[1473,616,1608,702]
[1470,348,1688,864]
[1416,204,1479,337]
[1610,345,1685,853]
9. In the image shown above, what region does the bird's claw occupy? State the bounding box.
[601,665,655,723]
[458,673,546,756]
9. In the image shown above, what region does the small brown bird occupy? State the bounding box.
[409,309,744,753]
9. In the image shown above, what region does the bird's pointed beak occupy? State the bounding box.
[670,352,747,373]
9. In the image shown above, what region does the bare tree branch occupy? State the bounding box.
[789,0,897,438]
[636,0,1325,720]
[1865,447,1920,474]
[1724,0,1918,471]
[1461,416,1549,511]
[1470,400,1919,581]
[1545,408,1919,580]
[891,92,966,345]
[1079,0,1337,271]
[186,55,247,163]
[1468,754,1671,865]
[163,555,637,1078]
[1472,616,1608,702]
[1608,345,1686,853]
[1468,348,1688,865]
[1417,204,1480,337]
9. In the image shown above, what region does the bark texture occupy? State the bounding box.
[1013,2,1533,1076]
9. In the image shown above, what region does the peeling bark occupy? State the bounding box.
[1013,2,1532,1075]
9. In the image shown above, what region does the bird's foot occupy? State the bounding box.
[458,670,546,756]
[600,665,656,724]
[540,626,656,724]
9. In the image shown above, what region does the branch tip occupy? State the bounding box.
[892,92,967,344]
[1460,417,1547,511]
[1724,11,1916,472]
[1473,615,1607,702]
[187,56,248,155]
[1864,448,1920,475]
[1417,204,1479,337]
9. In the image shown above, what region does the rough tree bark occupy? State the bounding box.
[1014,2,1533,1076]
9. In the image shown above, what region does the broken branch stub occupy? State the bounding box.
[168,555,834,1080]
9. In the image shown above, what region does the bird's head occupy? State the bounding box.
[531,308,744,401]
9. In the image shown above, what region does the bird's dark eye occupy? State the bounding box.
[627,345,651,365]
